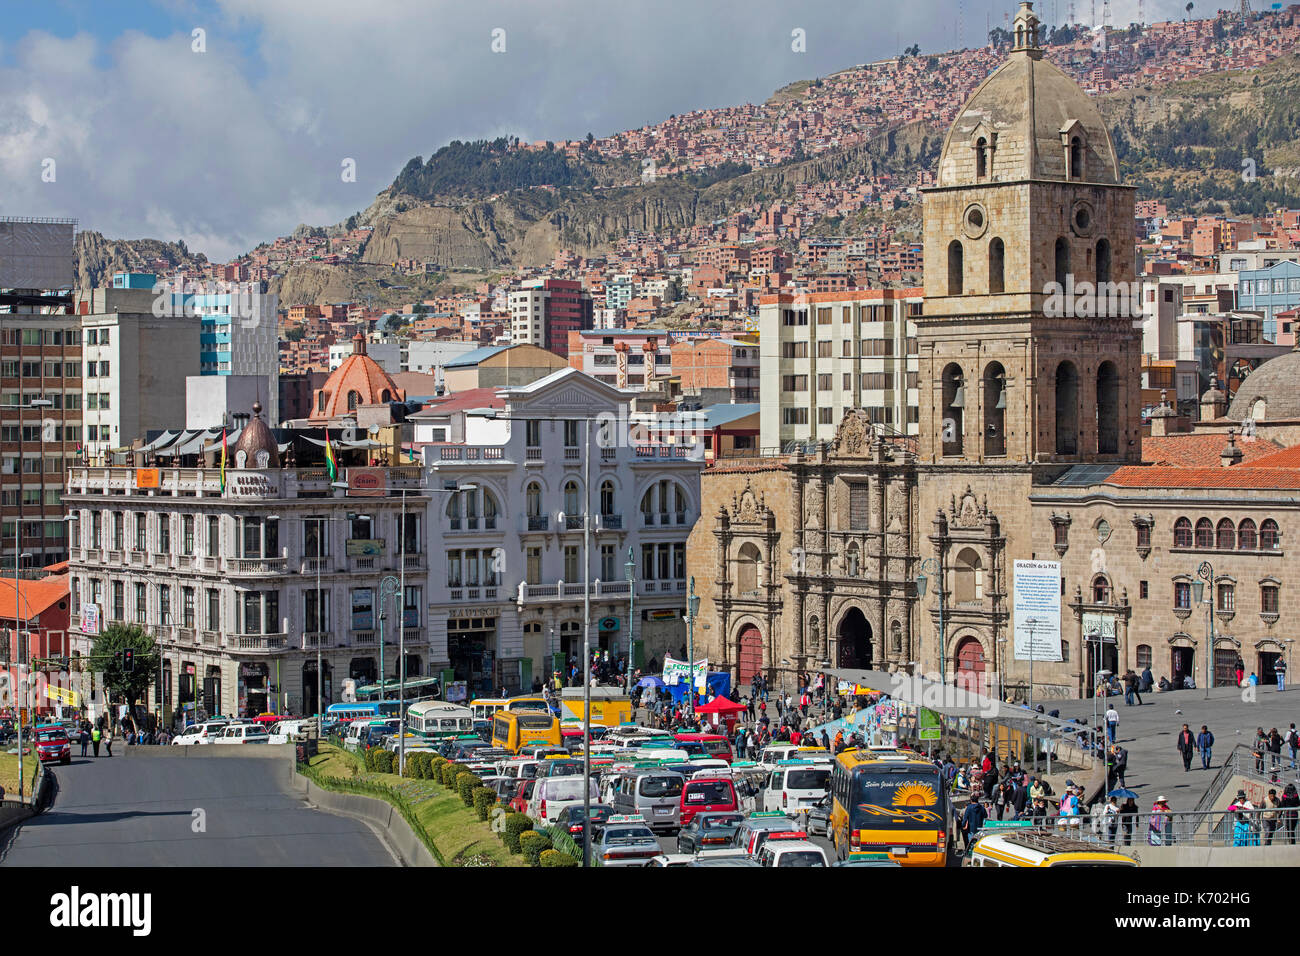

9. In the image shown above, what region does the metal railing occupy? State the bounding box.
[997,806,1300,849]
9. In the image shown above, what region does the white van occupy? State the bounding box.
[172,720,230,746]
[637,748,690,762]
[760,762,832,816]
[756,745,830,771]
[528,776,600,825]
[213,724,270,745]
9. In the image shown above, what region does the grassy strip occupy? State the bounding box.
[300,745,521,867]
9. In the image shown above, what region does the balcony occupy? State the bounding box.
[226,557,287,576]
[200,630,219,646]
[351,556,376,572]
[564,447,581,461]
[517,579,632,604]
[526,515,549,532]
[642,579,687,594]
[128,550,146,568]
[526,447,542,461]
[228,633,288,652]
[403,553,424,571]
[176,627,195,643]
[352,630,376,644]
[200,556,221,573]
[302,632,330,648]
[437,445,506,462]
[642,513,688,528]
[402,628,423,643]
[598,514,623,531]
[600,447,617,461]
[150,552,172,569]
[564,515,584,531]
[300,557,330,575]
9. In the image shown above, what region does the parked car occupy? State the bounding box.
[213,724,270,744]
[172,721,231,746]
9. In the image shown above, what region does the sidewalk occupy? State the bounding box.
[1043,683,1300,811]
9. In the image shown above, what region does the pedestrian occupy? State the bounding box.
[1287,723,1299,770]
[1105,704,1119,743]
[1120,797,1138,845]
[1174,723,1195,771]
[960,796,987,851]
[1111,744,1128,789]
[1268,727,1284,770]
[1103,796,1120,844]
[103,725,113,757]
[1148,796,1171,846]
[820,729,830,750]
[1235,655,1245,687]
[78,725,90,757]
[1233,811,1260,847]
[1196,724,1214,770]
[91,723,101,757]
[1281,783,1300,844]
[1264,789,1281,845]
[1277,656,1288,692]
[1254,727,1268,773]
[1010,777,1029,820]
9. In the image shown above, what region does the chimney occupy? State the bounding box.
[1220,427,1243,468]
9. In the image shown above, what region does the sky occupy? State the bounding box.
[0,0,1205,261]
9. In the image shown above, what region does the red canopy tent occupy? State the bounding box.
[694,695,746,734]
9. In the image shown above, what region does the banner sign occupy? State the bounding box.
[663,656,707,691]
[918,707,941,741]
[79,603,101,636]
[1013,560,1062,662]
[45,685,78,706]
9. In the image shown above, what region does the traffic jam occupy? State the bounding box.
[330,693,909,867]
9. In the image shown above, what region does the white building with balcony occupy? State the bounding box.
[422,367,702,693]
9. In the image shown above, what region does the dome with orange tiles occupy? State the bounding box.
[310,334,405,421]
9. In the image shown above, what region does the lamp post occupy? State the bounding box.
[12,551,32,800]
[687,577,700,717]
[1193,561,1215,700]
[915,557,946,687]
[625,546,636,695]
[996,637,1008,702]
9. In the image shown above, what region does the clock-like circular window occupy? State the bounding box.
[1071,201,1095,237]
[963,203,989,239]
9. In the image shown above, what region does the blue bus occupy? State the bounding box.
[324,701,400,733]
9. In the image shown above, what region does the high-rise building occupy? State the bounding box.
[758,288,922,449]
[508,279,593,357]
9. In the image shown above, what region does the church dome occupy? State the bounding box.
[310,333,406,422]
[936,2,1119,188]
[1227,346,1300,422]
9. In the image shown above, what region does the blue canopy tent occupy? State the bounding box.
[667,671,731,704]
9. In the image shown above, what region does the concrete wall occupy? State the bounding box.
[288,770,437,867]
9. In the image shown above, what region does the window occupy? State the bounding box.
[564,420,580,448]
[1174,581,1191,610]
[818,408,833,425]
[1261,519,1280,551]
[782,408,808,426]
[1174,517,1193,549]
[207,516,220,557]
[600,544,615,581]
[1139,580,1148,600]
[942,363,964,457]
[947,241,963,296]
[159,585,172,626]
[781,375,808,392]
[988,237,1004,294]
[599,480,615,516]
[158,514,171,553]
[135,514,147,552]
[1069,136,1083,180]
[111,581,124,621]
[564,545,579,581]
[816,373,831,391]
[134,582,147,623]
[781,342,808,358]
[954,548,983,603]
[1261,583,1280,615]
[816,341,832,358]
[526,547,542,585]
[1091,575,1111,605]
[736,543,761,593]
[1055,237,1069,289]
[526,482,542,518]
[207,589,221,631]
[1238,519,1257,551]
[112,512,124,551]
[975,136,989,178]
[1216,518,1235,551]
[1136,522,1151,551]
[1136,644,1152,670]
[346,390,361,410]
[1194,518,1214,550]
[1096,362,1118,455]
[1216,582,1234,613]
[1055,361,1078,455]
[1096,238,1112,285]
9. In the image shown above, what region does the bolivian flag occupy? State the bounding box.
[220,429,228,492]
[325,430,337,482]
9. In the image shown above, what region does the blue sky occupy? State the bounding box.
[0,0,1197,260]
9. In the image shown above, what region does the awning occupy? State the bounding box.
[302,436,383,450]
[139,430,180,453]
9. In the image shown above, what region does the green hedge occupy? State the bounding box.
[520,830,552,866]
[503,813,533,853]
[441,762,464,788]
[472,786,496,821]
[298,760,444,865]
[540,848,579,867]
[544,824,594,866]
[458,773,482,807]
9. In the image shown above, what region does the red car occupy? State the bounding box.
[679,777,738,827]
[673,733,734,764]
[509,779,537,815]
[35,725,71,764]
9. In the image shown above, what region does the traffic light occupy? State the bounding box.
[122,648,134,672]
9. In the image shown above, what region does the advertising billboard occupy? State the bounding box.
[1012,559,1062,662]
[0,219,74,290]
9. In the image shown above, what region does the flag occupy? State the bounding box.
[220,430,228,492]
[324,430,337,482]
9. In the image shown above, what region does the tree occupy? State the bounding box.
[284,324,305,342]
[89,624,160,710]
[1185,2,1193,18]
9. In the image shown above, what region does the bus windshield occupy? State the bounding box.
[517,713,556,730]
[508,699,552,715]
[849,767,947,826]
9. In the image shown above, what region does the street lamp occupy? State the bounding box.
[687,577,700,717]
[1192,561,1215,700]
[915,557,947,687]
[625,546,636,694]
[995,637,1008,702]
[12,551,33,800]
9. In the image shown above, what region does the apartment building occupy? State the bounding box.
[758,288,922,448]
[508,279,593,357]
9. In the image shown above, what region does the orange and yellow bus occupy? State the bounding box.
[492,709,562,753]
[828,748,951,867]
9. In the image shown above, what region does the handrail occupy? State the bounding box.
[990,805,1300,849]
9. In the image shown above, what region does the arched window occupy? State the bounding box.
[380,389,391,403]
[942,363,965,457]
[317,391,328,413]
[975,137,989,179]
[1252,399,1267,421]
[988,237,1005,294]
[1096,238,1111,286]
[736,542,761,594]
[346,390,361,411]
[947,240,964,296]
[1054,237,1070,289]
[1194,518,1214,550]
[482,488,499,530]
[1238,518,1257,551]
[1070,136,1083,180]
[1261,519,1281,551]
[1055,361,1079,455]
[564,480,580,516]
[983,362,1006,457]
[1136,644,1152,670]
[953,547,983,604]
[1092,574,1112,604]
[1096,361,1119,455]
[846,542,860,576]
[891,620,903,653]
[1174,517,1193,549]
[526,482,542,518]
[639,482,688,525]
[599,480,615,516]
[1216,518,1235,551]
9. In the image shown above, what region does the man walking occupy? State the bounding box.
[1286,723,1299,770]
[1110,744,1129,789]
[1277,656,1288,691]
[1197,724,1214,769]
[1105,704,1119,744]
[1177,723,1195,772]
[960,796,987,852]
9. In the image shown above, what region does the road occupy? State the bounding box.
[0,751,398,866]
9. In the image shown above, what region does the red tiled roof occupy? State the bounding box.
[0,575,69,622]
[1141,433,1281,468]
[1106,466,1300,490]
[417,388,507,415]
[1240,443,1300,469]
[310,335,405,422]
